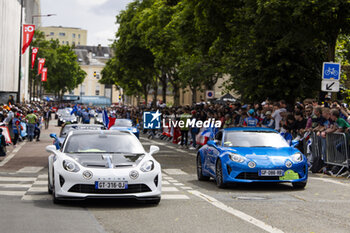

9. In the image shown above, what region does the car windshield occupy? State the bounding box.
[58,109,70,115]
[114,119,132,127]
[64,133,144,154]
[60,125,103,137]
[223,131,290,148]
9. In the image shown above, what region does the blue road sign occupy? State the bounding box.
[322,62,341,80]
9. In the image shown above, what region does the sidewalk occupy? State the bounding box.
[0,120,60,172]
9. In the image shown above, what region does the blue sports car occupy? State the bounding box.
[109,119,139,138]
[197,128,308,189]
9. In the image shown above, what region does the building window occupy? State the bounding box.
[78,34,81,39]
[66,41,69,45]
[50,32,54,36]
[59,32,66,36]
[62,41,65,44]
[72,33,76,38]
[95,85,100,96]
[78,42,80,45]
[72,42,75,46]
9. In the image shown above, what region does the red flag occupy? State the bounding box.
[108,117,116,129]
[41,68,47,82]
[38,58,45,74]
[31,47,39,69]
[22,24,35,54]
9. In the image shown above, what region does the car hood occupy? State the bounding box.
[66,153,145,168]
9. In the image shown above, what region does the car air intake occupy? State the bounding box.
[59,175,65,187]
[154,175,159,187]
[68,184,152,194]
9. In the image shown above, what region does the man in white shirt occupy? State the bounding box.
[272,102,286,131]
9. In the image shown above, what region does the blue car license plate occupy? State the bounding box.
[259,170,284,176]
[95,181,128,189]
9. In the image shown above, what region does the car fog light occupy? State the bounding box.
[82,170,93,180]
[248,161,256,168]
[129,170,139,179]
[285,160,292,168]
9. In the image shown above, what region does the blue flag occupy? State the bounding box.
[103,110,109,128]
[70,105,77,115]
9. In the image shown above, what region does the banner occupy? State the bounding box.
[21,24,35,54]
[41,67,47,82]
[31,47,39,69]
[38,58,45,74]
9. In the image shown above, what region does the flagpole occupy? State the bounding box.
[17,0,24,103]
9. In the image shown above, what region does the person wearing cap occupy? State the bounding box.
[261,111,275,129]
[25,110,37,142]
[12,113,21,146]
[243,109,258,127]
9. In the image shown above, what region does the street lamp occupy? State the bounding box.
[29,14,56,102]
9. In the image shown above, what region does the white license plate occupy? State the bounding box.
[95,181,128,189]
[259,170,284,176]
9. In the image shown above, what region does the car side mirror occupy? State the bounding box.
[291,140,299,147]
[150,145,159,155]
[50,133,57,139]
[207,140,219,147]
[46,145,57,153]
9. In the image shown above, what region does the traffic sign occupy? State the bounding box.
[322,62,341,80]
[206,90,214,99]
[321,80,339,92]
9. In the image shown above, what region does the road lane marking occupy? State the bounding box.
[188,190,284,233]
[162,181,170,185]
[0,141,26,167]
[22,195,51,201]
[0,190,26,196]
[162,194,189,200]
[181,187,193,190]
[163,169,188,175]
[0,177,36,182]
[32,180,48,185]
[162,187,179,192]
[310,177,350,187]
[167,179,178,183]
[16,166,44,173]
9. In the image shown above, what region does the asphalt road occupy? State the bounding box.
[1,120,350,233]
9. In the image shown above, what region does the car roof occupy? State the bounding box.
[223,127,278,133]
[69,130,131,136]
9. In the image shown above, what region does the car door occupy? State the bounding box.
[207,131,223,176]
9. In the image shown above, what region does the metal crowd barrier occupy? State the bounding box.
[325,132,350,177]
[310,132,323,162]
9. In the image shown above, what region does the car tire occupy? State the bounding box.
[48,168,52,194]
[292,181,307,189]
[197,154,210,181]
[52,171,61,204]
[216,159,226,188]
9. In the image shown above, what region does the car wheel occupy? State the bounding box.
[52,171,61,204]
[216,159,226,188]
[48,168,52,194]
[292,181,307,189]
[197,154,210,181]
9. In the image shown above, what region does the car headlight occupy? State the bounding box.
[63,160,80,172]
[229,153,245,163]
[132,128,138,133]
[140,160,154,172]
[292,153,303,162]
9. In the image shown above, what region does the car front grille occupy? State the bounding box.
[68,184,152,194]
[235,172,281,180]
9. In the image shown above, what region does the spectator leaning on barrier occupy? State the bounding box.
[330,109,350,133]
[0,128,6,156]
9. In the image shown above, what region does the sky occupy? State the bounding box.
[40,0,134,46]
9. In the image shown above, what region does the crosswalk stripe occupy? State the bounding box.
[162,181,170,185]
[163,169,188,175]
[162,187,179,192]
[32,180,48,185]
[0,177,36,182]
[173,183,184,186]
[0,183,31,188]
[168,179,178,183]
[27,187,47,192]
[0,190,26,196]
[16,166,44,173]
[22,195,51,201]
[37,174,47,179]
[162,194,189,200]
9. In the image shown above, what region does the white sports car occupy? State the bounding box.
[46,130,161,204]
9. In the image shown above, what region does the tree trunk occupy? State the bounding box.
[152,77,158,108]
[143,88,148,107]
[160,72,167,104]
[191,87,197,105]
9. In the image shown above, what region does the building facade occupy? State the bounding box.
[0,0,40,104]
[70,45,121,105]
[39,26,87,46]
